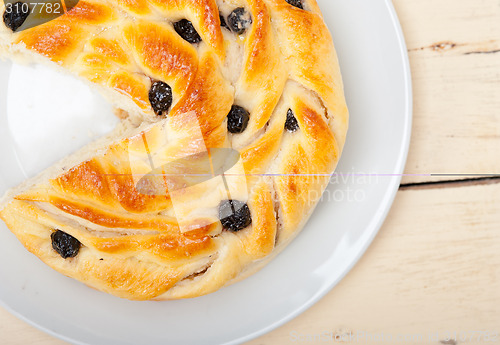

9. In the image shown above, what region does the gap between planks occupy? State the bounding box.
[400,176,500,191]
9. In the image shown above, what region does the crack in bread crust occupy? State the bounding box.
[0,0,348,300]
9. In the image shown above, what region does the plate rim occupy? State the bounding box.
[0,0,413,344]
[228,0,414,343]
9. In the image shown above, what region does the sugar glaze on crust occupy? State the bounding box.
[0,0,348,300]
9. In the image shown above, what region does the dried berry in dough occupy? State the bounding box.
[0,0,349,301]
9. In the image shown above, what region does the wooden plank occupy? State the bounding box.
[393,0,500,184]
[0,309,66,345]
[246,181,500,345]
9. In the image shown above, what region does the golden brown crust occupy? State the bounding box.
[0,0,349,300]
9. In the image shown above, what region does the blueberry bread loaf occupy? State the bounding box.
[0,0,348,300]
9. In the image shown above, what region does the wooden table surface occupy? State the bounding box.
[1,0,500,344]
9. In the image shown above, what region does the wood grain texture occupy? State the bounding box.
[396,0,500,184]
[246,182,500,345]
[1,0,500,344]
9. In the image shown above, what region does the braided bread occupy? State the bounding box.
[0,0,348,300]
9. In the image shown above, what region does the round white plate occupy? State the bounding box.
[0,0,412,344]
